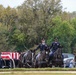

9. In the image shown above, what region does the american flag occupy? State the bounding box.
[1,52,20,60]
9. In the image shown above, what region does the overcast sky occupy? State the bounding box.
[0,0,76,12]
[0,0,25,8]
[61,0,76,12]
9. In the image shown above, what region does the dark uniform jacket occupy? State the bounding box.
[35,43,47,51]
[50,42,60,52]
[0,58,3,68]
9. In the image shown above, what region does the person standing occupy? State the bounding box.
[0,52,3,68]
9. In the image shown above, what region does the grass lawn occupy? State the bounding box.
[1,72,76,75]
[1,73,76,75]
[1,68,76,75]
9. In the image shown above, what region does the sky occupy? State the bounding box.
[0,0,25,8]
[0,0,76,12]
[61,0,76,12]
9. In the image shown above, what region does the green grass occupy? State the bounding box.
[0,68,76,72]
[1,68,76,71]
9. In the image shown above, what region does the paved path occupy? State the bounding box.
[0,71,76,74]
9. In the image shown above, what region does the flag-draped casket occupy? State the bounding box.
[1,52,20,60]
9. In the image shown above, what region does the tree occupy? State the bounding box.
[70,18,76,53]
[17,0,62,48]
[47,16,74,53]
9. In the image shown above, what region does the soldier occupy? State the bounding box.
[0,52,3,68]
[34,38,47,59]
[49,38,61,61]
